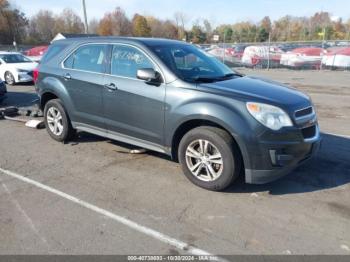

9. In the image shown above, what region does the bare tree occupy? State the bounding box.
[27,10,56,43]
[54,8,84,34]
[146,16,163,37]
[203,19,213,42]
[88,18,99,34]
[146,16,178,39]
[174,11,188,40]
[98,7,132,36]
[0,0,27,44]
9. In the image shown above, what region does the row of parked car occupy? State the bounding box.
[207,43,350,69]
[0,41,349,91]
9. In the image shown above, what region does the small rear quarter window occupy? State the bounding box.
[41,43,68,64]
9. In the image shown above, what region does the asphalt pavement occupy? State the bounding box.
[0,70,349,255]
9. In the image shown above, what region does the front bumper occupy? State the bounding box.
[244,124,321,184]
[17,72,34,83]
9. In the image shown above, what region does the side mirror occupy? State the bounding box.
[137,68,161,84]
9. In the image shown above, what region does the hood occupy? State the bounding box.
[8,62,38,71]
[198,76,311,111]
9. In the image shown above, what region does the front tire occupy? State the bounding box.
[5,72,15,85]
[44,99,75,142]
[178,126,242,191]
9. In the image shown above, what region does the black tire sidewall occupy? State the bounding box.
[178,127,240,191]
[44,99,70,142]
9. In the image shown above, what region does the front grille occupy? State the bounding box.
[295,106,313,118]
[301,125,316,139]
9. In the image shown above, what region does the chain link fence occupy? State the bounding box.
[2,41,350,71]
[202,40,350,71]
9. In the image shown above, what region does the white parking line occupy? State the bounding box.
[0,167,219,258]
[2,183,50,250]
[323,132,350,139]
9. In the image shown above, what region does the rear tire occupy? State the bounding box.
[178,126,242,191]
[44,99,75,142]
[5,72,15,85]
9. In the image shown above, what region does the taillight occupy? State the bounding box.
[33,67,39,83]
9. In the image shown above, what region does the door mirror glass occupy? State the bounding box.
[137,68,160,83]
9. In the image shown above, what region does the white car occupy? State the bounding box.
[322,47,350,68]
[0,52,38,85]
[280,47,325,69]
[241,46,283,67]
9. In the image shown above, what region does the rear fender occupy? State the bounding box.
[38,77,75,119]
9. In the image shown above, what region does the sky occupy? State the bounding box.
[14,0,350,27]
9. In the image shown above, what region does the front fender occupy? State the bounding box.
[165,100,255,171]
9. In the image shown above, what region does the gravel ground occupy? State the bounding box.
[0,70,349,255]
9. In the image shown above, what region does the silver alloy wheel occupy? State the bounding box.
[185,139,224,182]
[46,106,64,136]
[5,73,14,85]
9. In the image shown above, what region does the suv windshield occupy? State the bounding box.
[150,44,239,83]
[0,54,32,63]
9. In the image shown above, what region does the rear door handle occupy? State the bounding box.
[105,83,118,91]
[63,73,71,80]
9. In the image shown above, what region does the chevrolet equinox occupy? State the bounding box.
[35,37,321,191]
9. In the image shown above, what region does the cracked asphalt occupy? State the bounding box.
[0,70,349,255]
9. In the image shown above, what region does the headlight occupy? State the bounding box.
[246,102,293,130]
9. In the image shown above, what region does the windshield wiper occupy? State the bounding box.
[191,76,218,83]
[221,72,243,78]
[191,73,243,83]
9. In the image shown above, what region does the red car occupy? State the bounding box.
[231,44,248,60]
[24,45,49,62]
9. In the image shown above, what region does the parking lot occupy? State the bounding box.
[0,69,349,255]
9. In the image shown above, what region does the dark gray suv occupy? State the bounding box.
[35,37,320,191]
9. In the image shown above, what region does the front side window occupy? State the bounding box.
[0,54,32,63]
[111,45,154,78]
[64,44,108,73]
[149,44,235,83]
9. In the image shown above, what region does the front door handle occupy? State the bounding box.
[105,83,118,91]
[63,73,71,80]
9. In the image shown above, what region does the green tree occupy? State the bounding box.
[260,16,272,33]
[215,25,233,42]
[132,14,151,37]
[257,16,271,42]
[190,24,206,43]
[256,27,269,42]
[224,27,233,42]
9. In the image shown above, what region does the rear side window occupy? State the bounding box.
[64,44,108,73]
[41,44,67,64]
[111,45,154,78]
